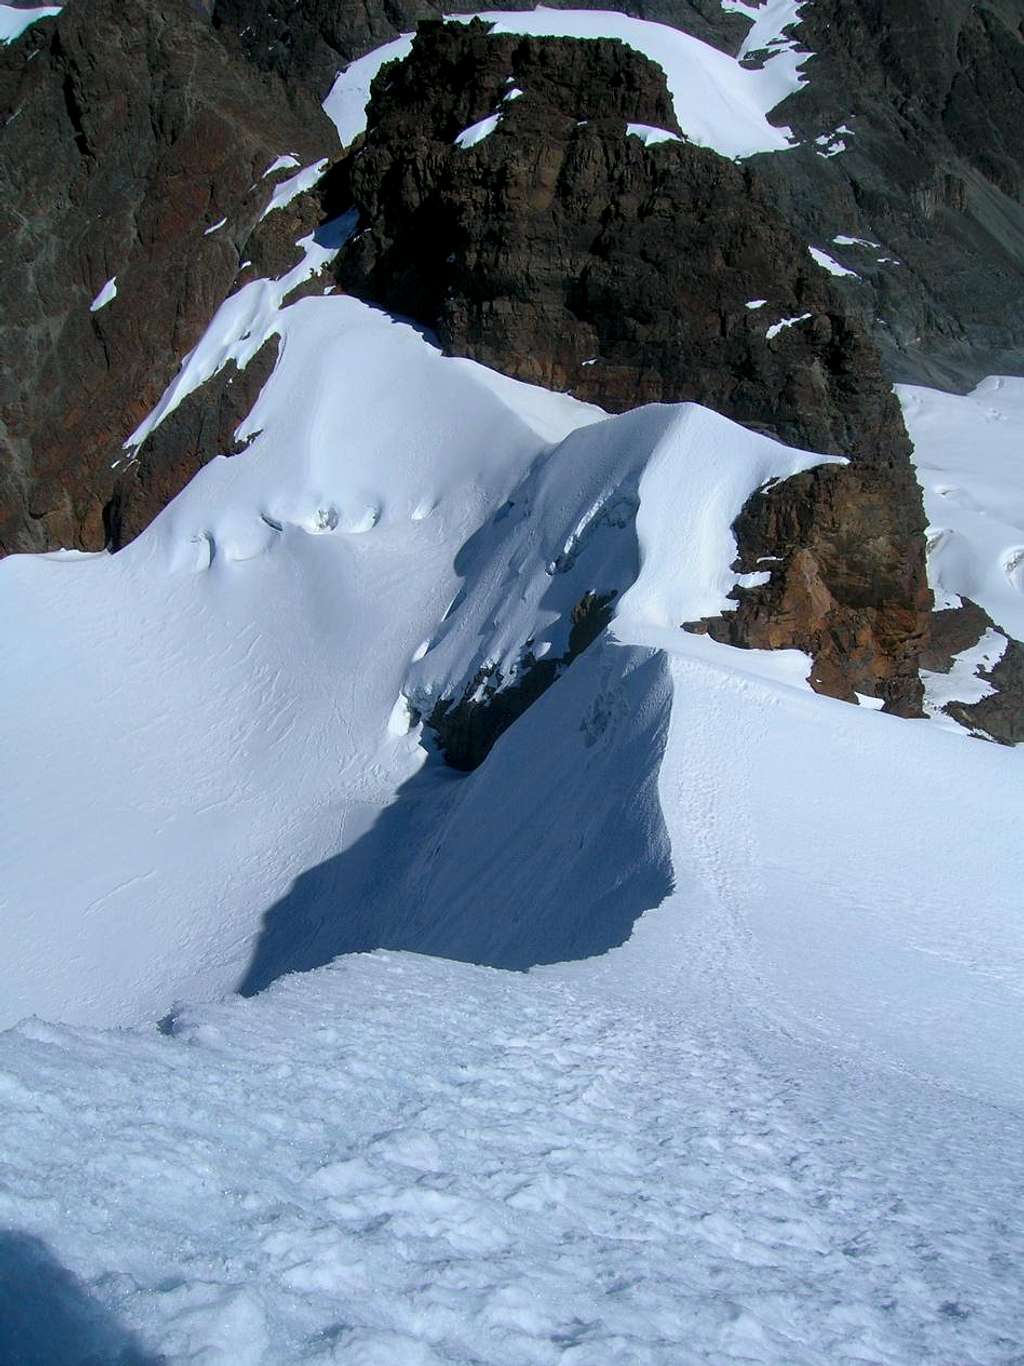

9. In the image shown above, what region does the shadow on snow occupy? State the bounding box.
[239,642,675,996]
[0,1229,164,1366]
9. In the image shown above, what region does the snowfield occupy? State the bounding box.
[3,927,1024,1366]
[1,273,1023,1359]
[901,375,1024,638]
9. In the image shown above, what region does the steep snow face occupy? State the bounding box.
[899,376,1024,638]
[0,297,602,1028]
[408,402,835,716]
[325,6,810,159]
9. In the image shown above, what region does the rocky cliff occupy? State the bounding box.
[0,0,330,553]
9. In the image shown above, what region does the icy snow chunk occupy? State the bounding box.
[262,153,301,178]
[814,124,852,157]
[0,3,60,43]
[854,692,886,710]
[387,693,416,736]
[808,245,859,278]
[259,158,329,221]
[833,234,879,248]
[745,298,767,310]
[454,112,501,148]
[453,84,524,146]
[204,217,227,237]
[326,6,814,160]
[89,277,117,312]
[626,122,682,147]
[765,312,811,341]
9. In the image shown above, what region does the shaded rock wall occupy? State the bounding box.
[754,0,1024,390]
[209,0,747,99]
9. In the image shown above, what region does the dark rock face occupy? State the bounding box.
[426,590,618,770]
[0,0,331,554]
[211,0,1024,393]
[754,0,1024,391]
[209,0,746,100]
[335,19,931,711]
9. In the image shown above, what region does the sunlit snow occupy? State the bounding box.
[0,2,60,43]
[89,276,118,312]
[454,111,502,148]
[625,122,682,146]
[900,376,1024,640]
[765,311,811,340]
[259,158,329,220]
[808,244,859,278]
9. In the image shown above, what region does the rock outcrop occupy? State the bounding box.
[0,0,331,554]
[334,19,931,712]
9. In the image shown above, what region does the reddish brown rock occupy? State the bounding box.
[0,0,332,554]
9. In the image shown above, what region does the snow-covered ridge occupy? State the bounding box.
[409,403,836,722]
[2,257,842,1025]
[325,5,812,160]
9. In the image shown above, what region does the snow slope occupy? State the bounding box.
[2,262,853,1026]
[1,89,1022,1360]
[324,5,809,159]
[1,661,1022,1363]
[900,376,1024,637]
[0,296,605,1029]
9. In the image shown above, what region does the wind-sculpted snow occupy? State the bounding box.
[0,297,598,1028]
[324,6,810,159]
[406,402,836,746]
[900,377,1024,639]
[240,641,674,989]
[2,168,864,1030]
